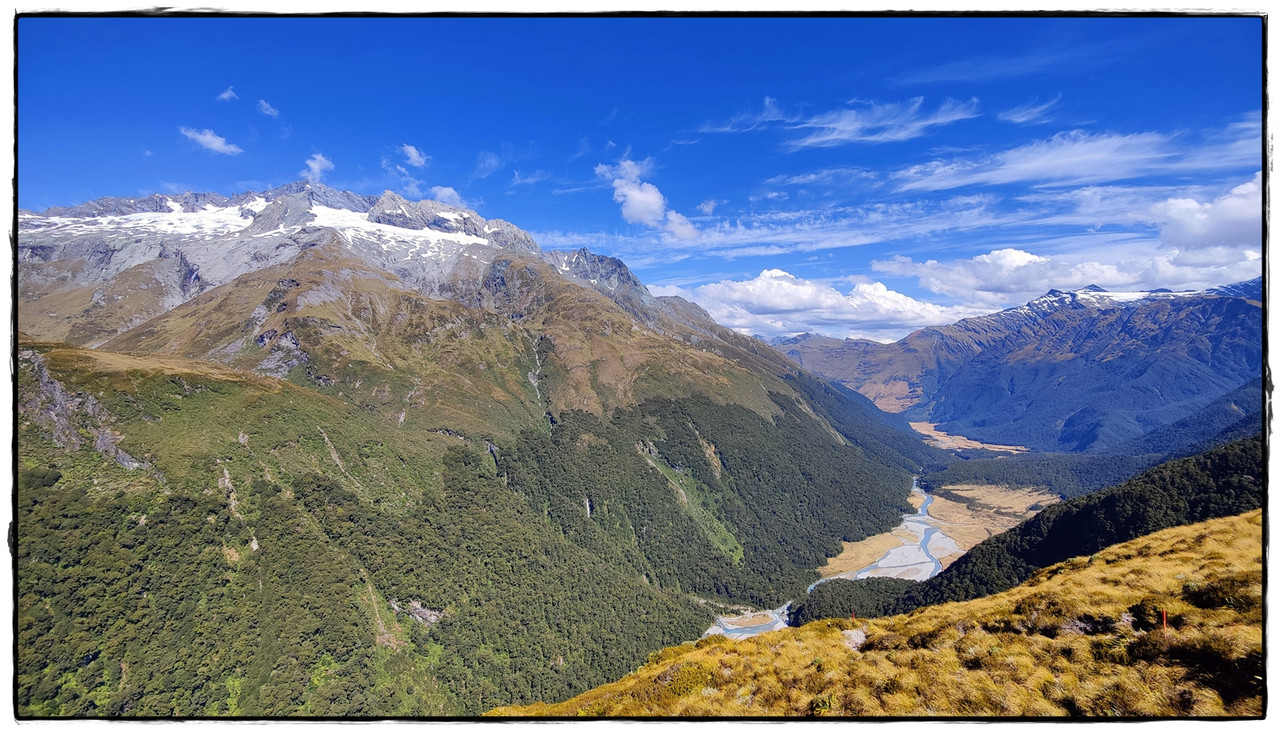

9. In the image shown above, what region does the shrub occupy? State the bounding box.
[1181,571,1261,611]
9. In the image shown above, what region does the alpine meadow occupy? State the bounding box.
[11,13,1266,719]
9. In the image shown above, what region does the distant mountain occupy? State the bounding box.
[1209,276,1262,300]
[774,284,1263,452]
[16,183,947,716]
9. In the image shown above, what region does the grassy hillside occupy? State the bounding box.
[490,509,1263,717]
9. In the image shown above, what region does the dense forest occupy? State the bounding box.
[498,391,928,606]
[15,344,936,716]
[789,434,1264,626]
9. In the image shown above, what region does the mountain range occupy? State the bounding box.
[772,281,1262,452]
[14,182,1264,718]
[16,182,944,715]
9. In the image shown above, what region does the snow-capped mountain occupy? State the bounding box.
[17,182,659,347]
[20,182,540,311]
[774,283,1263,453]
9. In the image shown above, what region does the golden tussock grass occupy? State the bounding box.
[489,509,1263,718]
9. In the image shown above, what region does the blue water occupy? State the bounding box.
[806,478,945,593]
[710,477,953,639]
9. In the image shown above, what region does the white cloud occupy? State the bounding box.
[664,211,699,240]
[873,242,1260,309]
[595,158,700,241]
[257,99,280,118]
[431,186,469,209]
[178,127,243,155]
[997,94,1061,124]
[1149,171,1262,250]
[894,118,1261,192]
[381,157,423,198]
[701,96,977,150]
[788,97,981,149]
[665,269,988,342]
[703,96,980,150]
[511,169,551,187]
[895,130,1171,192]
[401,144,429,168]
[699,96,797,133]
[299,152,334,183]
[697,199,727,215]
[216,85,238,102]
[765,167,878,187]
[539,194,1007,265]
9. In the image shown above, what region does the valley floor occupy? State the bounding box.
[909,422,1028,453]
[707,482,1057,639]
[819,482,1056,579]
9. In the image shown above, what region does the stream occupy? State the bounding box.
[704,478,958,640]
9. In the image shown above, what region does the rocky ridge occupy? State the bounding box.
[773,283,1263,452]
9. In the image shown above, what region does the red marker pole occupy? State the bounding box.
[1162,609,1167,631]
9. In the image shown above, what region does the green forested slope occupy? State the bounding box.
[14,345,706,715]
[15,340,924,716]
[499,394,919,607]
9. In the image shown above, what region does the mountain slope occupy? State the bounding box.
[774,284,1263,452]
[490,509,1263,717]
[14,342,715,715]
[16,184,948,716]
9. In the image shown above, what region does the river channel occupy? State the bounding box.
[705,478,959,640]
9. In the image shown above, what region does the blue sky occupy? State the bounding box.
[16,14,1264,340]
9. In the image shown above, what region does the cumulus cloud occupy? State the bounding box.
[595,158,699,241]
[431,186,469,209]
[401,144,429,168]
[299,152,333,183]
[662,269,987,342]
[1149,171,1262,250]
[179,127,243,155]
[997,94,1061,124]
[873,242,1260,309]
[216,85,238,101]
[257,99,280,118]
[664,211,699,240]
